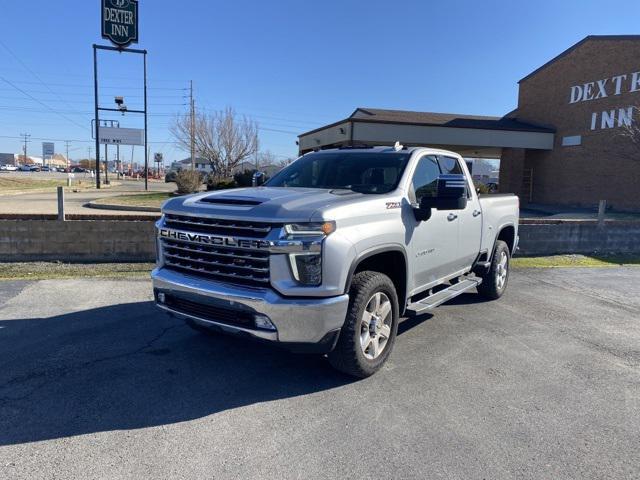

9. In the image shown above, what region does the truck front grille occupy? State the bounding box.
[164,213,272,238]
[161,238,270,287]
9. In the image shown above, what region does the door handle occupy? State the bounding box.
[473,210,482,217]
[447,213,458,221]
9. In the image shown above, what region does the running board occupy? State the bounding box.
[405,277,482,315]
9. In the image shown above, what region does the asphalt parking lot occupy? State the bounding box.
[0,268,638,479]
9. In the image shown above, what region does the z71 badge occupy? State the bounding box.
[385,202,401,210]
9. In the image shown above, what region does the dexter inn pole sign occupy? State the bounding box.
[102,0,138,48]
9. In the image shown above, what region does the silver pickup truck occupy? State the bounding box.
[152,145,519,377]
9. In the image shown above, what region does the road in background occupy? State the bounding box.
[0,171,173,215]
[0,268,638,479]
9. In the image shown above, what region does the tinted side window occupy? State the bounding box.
[411,155,440,202]
[437,156,462,174]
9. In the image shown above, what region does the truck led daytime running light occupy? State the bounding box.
[283,221,336,237]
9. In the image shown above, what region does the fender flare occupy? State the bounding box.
[343,244,409,298]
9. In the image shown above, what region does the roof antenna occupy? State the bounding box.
[393,141,403,151]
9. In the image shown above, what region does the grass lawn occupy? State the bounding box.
[0,177,94,192]
[0,177,66,192]
[512,254,640,268]
[1,255,638,281]
[0,262,155,281]
[93,192,173,208]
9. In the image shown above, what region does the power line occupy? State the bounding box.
[0,77,90,131]
[0,39,91,124]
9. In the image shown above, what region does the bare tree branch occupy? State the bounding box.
[171,106,259,180]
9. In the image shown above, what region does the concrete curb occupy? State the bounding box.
[85,201,161,213]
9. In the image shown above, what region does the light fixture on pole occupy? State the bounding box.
[114,96,128,115]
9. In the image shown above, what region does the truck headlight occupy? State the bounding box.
[283,221,335,238]
[289,253,322,285]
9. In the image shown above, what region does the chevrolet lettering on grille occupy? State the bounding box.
[159,228,271,250]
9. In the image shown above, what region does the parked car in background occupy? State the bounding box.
[18,164,32,171]
[71,166,87,173]
[41,166,51,172]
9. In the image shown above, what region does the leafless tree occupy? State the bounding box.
[171,106,259,180]
[619,106,640,160]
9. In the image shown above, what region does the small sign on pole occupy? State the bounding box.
[42,142,54,156]
[102,0,139,49]
[99,127,144,146]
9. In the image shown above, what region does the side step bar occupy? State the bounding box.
[405,277,482,315]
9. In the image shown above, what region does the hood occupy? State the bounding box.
[162,187,365,223]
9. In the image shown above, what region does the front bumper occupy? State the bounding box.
[152,267,349,351]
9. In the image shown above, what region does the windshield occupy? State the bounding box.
[265,151,411,194]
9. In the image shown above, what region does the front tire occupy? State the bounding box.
[477,240,510,300]
[328,271,399,378]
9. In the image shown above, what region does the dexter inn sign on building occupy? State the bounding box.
[569,70,640,131]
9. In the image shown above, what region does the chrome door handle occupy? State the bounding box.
[447,213,458,221]
[473,210,482,217]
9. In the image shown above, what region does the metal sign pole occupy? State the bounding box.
[93,45,101,189]
[144,51,148,191]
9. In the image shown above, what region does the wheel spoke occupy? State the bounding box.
[379,323,391,339]
[370,336,379,358]
[361,330,371,350]
[378,300,392,321]
[361,311,372,328]
[369,292,381,313]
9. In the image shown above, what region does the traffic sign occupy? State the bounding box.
[154,152,163,162]
[102,0,138,48]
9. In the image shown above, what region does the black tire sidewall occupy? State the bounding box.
[479,240,510,300]
[330,271,400,377]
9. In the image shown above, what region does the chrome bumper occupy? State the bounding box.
[151,267,349,347]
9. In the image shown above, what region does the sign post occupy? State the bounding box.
[42,142,54,168]
[94,0,147,189]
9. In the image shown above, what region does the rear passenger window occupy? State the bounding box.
[437,156,462,175]
[411,155,440,202]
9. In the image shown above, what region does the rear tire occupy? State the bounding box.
[477,240,510,300]
[328,271,399,378]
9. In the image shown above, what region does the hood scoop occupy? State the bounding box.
[199,195,264,206]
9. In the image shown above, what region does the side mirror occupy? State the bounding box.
[413,174,467,221]
[434,174,467,210]
[252,171,266,187]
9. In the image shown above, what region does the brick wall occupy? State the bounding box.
[0,220,156,262]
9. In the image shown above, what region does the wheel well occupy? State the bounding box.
[497,225,516,254]
[351,250,407,312]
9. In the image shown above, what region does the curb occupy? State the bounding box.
[86,201,161,213]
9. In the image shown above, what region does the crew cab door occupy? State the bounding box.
[438,155,483,268]
[406,155,460,289]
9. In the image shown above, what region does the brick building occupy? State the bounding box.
[500,35,640,211]
[298,35,640,212]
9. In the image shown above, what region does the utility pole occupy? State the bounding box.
[20,133,30,165]
[65,140,71,171]
[190,80,195,171]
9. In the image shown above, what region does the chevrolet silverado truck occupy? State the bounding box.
[152,145,519,377]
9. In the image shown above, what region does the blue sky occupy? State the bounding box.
[0,0,639,164]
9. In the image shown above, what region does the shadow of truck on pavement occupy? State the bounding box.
[0,301,354,446]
